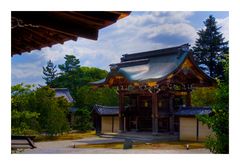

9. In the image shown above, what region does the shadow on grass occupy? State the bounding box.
[73,141,205,150]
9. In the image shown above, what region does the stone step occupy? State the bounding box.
[100,132,178,142]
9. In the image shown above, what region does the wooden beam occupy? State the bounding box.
[16,27,58,47]
[152,93,158,134]
[119,90,125,132]
[41,25,79,38]
[169,95,175,134]
[12,26,79,54]
[112,116,114,133]
[12,12,99,40]
[186,90,192,106]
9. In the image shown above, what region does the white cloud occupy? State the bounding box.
[145,23,197,42]
[217,17,229,41]
[11,60,44,85]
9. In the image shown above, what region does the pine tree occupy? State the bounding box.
[58,55,80,73]
[42,60,58,86]
[193,15,228,79]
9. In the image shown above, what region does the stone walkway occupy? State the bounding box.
[18,136,211,154]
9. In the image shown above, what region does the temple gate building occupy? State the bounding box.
[91,44,215,140]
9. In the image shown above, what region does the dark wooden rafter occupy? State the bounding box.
[12,12,99,39]
[11,11,131,56]
[54,12,121,29]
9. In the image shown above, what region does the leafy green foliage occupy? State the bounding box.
[12,110,40,135]
[33,86,70,135]
[192,87,217,107]
[42,60,58,87]
[75,86,118,109]
[41,55,118,132]
[11,84,40,135]
[193,15,228,79]
[73,108,93,131]
[11,84,71,136]
[196,55,229,153]
[197,82,229,153]
[58,55,80,73]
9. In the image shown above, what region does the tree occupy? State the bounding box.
[52,62,109,99]
[73,108,93,131]
[53,55,81,94]
[12,110,40,135]
[11,84,71,136]
[42,60,58,87]
[197,55,229,153]
[58,55,80,73]
[193,15,228,79]
[192,87,217,107]
[75,85,118,109]
[11,84,40,135]
[33,86,70,135]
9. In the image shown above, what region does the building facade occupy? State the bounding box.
[91,44,215,137]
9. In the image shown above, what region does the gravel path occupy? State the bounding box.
[18,137,211,154]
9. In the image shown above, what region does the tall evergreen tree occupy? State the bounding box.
[193,15,228,79]
[58,55,80,73]
[55,55,81,95]
[42,60,58,86]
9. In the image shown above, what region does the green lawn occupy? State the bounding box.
[35,131,96,141]
[74,141,205,150]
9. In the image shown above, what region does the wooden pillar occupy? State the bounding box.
[196,119,199,141]
[186,90,191,107]
[136,95,140,131]
[124,117,127,132]
[119,91,125,132]
[169,95,175,134]
[152,93,158,135]
[112,116,114,133]
[136,116,139,131]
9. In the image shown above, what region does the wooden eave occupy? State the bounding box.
[11,11,130,56]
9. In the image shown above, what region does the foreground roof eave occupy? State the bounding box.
[12,11,131,56]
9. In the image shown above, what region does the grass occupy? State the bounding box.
[74,142,123,149]
[74,141,205,150]
[35,131,96,142]
[134,141,205,150]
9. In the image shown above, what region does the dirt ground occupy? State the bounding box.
[16,136,211,154]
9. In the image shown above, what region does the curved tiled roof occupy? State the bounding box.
[93,104,119,116]
[90,44,215,87]
[175,106,212,116]
[52,88,74,103]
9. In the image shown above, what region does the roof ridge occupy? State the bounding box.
[120,43,190,62]
[109,58,149,70]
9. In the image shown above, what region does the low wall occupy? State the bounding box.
[179,117,212,141]
[101,116,119,133]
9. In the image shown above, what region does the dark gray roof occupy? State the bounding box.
[93,104,119,116]
[52,88,74,103]
[90,44,215,86]
[120,44,186,62]
[175,107,212,116]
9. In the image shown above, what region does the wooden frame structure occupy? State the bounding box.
[91,44,215,135]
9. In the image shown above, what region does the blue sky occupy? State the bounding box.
[11,11,229,86]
